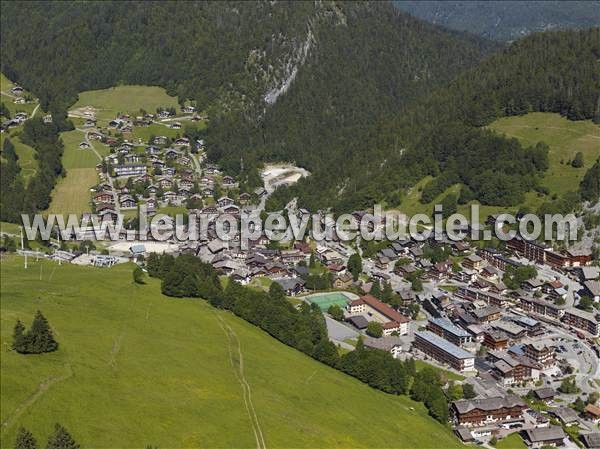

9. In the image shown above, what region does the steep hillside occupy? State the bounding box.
[265,27,600,212]
[394,1,600,41]
[0,256,462,448]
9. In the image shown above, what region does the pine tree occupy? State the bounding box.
[12,320,26,352]
[14,426,38,449]
[45,424,80,449]
[29,311,58,353]
[133,266,145,284]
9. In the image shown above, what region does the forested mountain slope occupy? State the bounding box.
[265,27,600,212]
[1,1,496,201]
[394,1,600,41]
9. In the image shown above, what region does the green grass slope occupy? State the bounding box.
[71,85,180,125]
[489,112,600,199]
[0,256,462,448]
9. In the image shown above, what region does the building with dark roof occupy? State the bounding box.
[451,395,527,427]
[523,425,565,448]
[427,318,472,347]
[413,331,475,373]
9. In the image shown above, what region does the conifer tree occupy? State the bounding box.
[29,311,58,353]
[14,426,38,449]
[45,424,80,449]
[12,320,26,352]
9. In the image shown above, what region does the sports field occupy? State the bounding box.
[0,256,463,448]
[306,292,352,311]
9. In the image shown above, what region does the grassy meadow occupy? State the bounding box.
[1,256,463,448]
[46,130,108,217]
[71,85,181,125]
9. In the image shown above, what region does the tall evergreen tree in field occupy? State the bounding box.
[45,424,80,449]
[14,427,38,449]
[12,320,26,352]
[29,311,58,353]
[347,253,362,280]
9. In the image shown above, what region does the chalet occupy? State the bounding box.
[79,141,91,149]
[584,404,600,424]
[223,205,239,215]
[119,195,137,209]
[170,122,182,129]
[523,426,566,448]
[273,278,306,296]
[471,305,502,323]
[152,160,166,169]
[563,248,593,267]
[581,280,600,302]
[146,145,161,155]
[222,175,235,187]
[164,148,181,159]
[178,187,191,198]
[123,154,140,164]
[551,407,579,427]
[163,191,177,203]
[487,350,540,386]
[83,118,97,128]
[363,336,403,359]
[333,272,354,290]
[483,329,509,350]
[217,196,235,208]
[153,136,168,145]
[520,296,564,320]
[174,137,190,147]
[182,106,196,114]
[43,114,53,124]
[451,395,527,427]
[11,86,24,95]
[178,155,191,166]
[255,187,267,198]
[93,192,114,204]
[96,203,115,213]
[462,254,484,271]
[580,432,600,449]
[533,388,556,402]
[146,198,157,210]
[163,167,176,176]
[179,179,194,190]
[158,178,174,189]
[238,192,251,205]
[88,131,103,140]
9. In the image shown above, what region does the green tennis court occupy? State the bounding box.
[306,292,350,311]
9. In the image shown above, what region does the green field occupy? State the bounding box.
[494,432,527,449]
[0,256,463,448]
[71,85,181,124]
[397,113,600,219]
[46,130,107,216]
[489,112,600,200]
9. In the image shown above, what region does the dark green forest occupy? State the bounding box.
[1,1,598,218]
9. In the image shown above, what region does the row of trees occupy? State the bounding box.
[146,253,450,423]
[12,311,58,354]
[14,424,79,449]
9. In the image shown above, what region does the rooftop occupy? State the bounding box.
[430,318,471,338]
[415,331,474,360]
